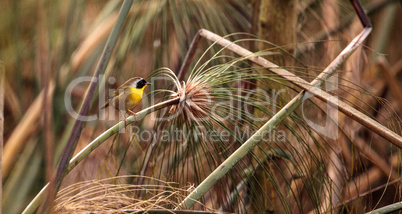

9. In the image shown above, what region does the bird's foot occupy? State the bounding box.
[122,114,129,126]
[128,110,137,119]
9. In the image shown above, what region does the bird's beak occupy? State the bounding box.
[146,82,151,85]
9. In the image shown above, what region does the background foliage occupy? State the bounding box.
[1,0,401,213]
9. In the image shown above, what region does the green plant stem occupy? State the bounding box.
[40,1,135,213]
[177,92,303,209]
[370,1,397,61]
[0,61,5,214]
[367,201,402,214]
[37,0,54,210]
[296,0,395,57]
[177,32,201,81]
[198,28,402,148]
[178,20,375,210]
[22,97,179,214]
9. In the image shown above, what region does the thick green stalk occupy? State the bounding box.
[22,97,179,214]
[43,1,135,211]
[199,29,401,148]
[178,12,374,210]
[178,92,303,209]
[0,61,5,214]
[367,201,402,214]
[33,1,135,212]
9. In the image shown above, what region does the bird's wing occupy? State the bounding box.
[109,77,140,98]
[120,77,138,88]
[111,85,131,97]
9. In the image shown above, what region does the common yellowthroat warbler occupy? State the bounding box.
[100,77,151,117]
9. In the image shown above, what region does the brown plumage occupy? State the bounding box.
[101,77,150,115]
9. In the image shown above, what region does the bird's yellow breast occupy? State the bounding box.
[125,87,145,109]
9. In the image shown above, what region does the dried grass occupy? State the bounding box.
[55,175,213,213]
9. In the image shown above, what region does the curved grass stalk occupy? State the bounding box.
[199,28,402,147]
[40,0,135,213]
[177,91,304,209]
[0,61,4,213]
[367,201,402,214]
[177,2,387,208]
[22,96,178,214]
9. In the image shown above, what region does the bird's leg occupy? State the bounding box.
[119,110,129,126]
[128,109,137,118]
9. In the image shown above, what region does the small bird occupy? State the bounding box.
[101,77,151,121]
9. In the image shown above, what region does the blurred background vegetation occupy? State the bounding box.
[1,0,401,213]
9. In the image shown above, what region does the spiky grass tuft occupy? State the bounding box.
[169,80,213,126]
